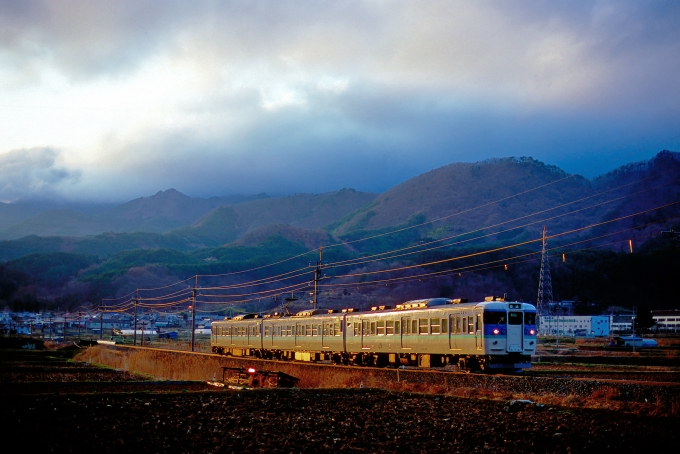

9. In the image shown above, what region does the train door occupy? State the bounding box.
[361,319,369,349]
[475,312,483,350]
[448,315,459,350]
[295,323,303,347]
[507,311,523,352]
[401,317,410,348]
[322,321,330,349]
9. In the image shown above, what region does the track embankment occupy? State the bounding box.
[77,344,680,406]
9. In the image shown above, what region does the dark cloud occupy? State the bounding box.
[1,1,679,200]
[0,147,81,201]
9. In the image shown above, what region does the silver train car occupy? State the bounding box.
[211,297,537,372]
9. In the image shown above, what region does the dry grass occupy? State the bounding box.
[76,345,680,418]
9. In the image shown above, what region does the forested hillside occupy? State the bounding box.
[0,152,678,313]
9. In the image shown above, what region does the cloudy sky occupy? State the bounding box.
[1,0,679,202]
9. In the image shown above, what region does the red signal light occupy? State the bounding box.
[247,367,256,374]
[492,329,500,335]
[529,329,535,335]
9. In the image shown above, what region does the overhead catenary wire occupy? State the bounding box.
[323,179,675,270]
[324,200,680,282]
[107,172,666,306]
[99,170,678,313]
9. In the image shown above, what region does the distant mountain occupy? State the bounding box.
[101,188,219,229]
[0,209,114,240]
[2,151,679,312]
[0,188,377,259]
[228,188,377,235]
[330,157,593,237]
[0,189,270,240]
[235,224,333,250]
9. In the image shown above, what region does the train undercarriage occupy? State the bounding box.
[212,346,530,372]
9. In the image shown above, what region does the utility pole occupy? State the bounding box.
[312,246,323,310]
[99,303,104,340]
[191,275,197,352]
[133,290,138,346]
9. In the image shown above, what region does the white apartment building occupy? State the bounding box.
[539,315,610,336]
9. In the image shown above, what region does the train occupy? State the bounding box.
[211,296,537,372]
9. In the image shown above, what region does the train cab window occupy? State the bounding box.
[386,320,395,335]
[377,320,385,335]
[419,318,429,335]
[524,313,536,325]
[483,312,506,325]
[508,312,523,325]
[441,318,448,334]
[395,320,401,335]
[476,314,481,332]
[430,318,441,335]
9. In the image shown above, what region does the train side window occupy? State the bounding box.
[468,317,474,334]
[354,322,361,337]
[335,320,342,335]
[312,325,319,336]
[277,326,282,336]
[370,321,377,335]
[461,317,466,334]
[395,320,401,335]
[441,318,448,334]
[476,314,481,332]
[430,318,441,335]
[411,320,418,334]
[377,320,385,335]
[386,320,395,335]
[419,318,429,335]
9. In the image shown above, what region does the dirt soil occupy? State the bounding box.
[1,349,679,453]
[3,388,679,453]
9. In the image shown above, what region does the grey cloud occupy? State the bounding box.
[0,147,81,201]
[2,0,678,107]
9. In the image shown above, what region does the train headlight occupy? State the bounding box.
[529,329,535,336]
[492,328,500,335]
